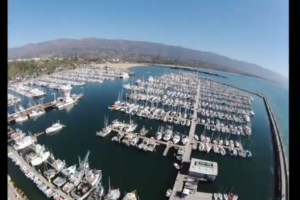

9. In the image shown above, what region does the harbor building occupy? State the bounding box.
[188,158,218,181]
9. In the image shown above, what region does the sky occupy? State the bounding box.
[8,0,289,78]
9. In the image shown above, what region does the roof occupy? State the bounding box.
[189,158,218,176]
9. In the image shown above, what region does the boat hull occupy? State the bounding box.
[30,151,50,166]
[56,100,76,110]
[45,126,63,134]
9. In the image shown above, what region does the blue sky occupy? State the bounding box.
[8,0,288,78]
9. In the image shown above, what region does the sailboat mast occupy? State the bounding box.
[108,176,111,191]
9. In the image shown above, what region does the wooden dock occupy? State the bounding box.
[8,146,73,200]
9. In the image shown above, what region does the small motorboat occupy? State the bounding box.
[166,189,172,197]
[45,120,63,134]
[173,163,180,169]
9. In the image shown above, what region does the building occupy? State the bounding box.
[188,158,218,181]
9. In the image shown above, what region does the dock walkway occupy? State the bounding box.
[170,84,213,200]
[8,146,73,200]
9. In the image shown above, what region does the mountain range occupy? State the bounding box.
[8,38,288,85]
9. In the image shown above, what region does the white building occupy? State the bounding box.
[188,158,218,181]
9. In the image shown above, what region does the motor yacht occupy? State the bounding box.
[163,127,173,141]
[172,133,180,144]
[13,135,34,150]
[29,109,45,118]
[181,135,188,145]
[15,115,28,123]
[45,121,63,134]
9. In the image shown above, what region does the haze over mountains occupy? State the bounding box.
[8,38,288,85]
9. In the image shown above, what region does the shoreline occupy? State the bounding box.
[94,63,286,85]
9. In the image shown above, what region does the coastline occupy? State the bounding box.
[93,63,286,85]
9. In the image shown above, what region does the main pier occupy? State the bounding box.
[169,83,213,200]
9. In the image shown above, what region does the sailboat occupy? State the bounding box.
[104,177,121,200]
[96,116,112,137]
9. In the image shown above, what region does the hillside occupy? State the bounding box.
[8,38,288,85]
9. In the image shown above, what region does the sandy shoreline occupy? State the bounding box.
[93,63,195,70]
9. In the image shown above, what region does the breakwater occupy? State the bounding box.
[262,95,289,200]
[146,64,228,78]
[186,72,288,200]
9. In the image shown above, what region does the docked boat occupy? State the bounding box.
[30,88,46,98]
[15,115,28,123]
[53,176,67,187]
[122,190,137,200]
[166,189,172,197]
[130,137,139,146]
[104,177,121,200]
[62,182,75,194]
[61,164,77,177]
[27,144,51,166]
[51,158,66,173]
[244,125,252,136]
[186,120,191,126]
[163,126,173,141]
[155,131,162,140]
[138,139,149,149]
[87,183,105,200]
[13,135,34,150]
[45,121,63,134]
[173,163,180,170]
[172,133,180,144]
[218,193,223,200]
[181,135,188,145]
[29,109,45,118]
[243,115,250,123]
[71,169,102,200]
[139,126,149,136]
[96,126,112,137]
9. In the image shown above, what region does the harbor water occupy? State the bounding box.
[8,66,288,200]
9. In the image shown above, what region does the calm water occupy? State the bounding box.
[8,66,288,200]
